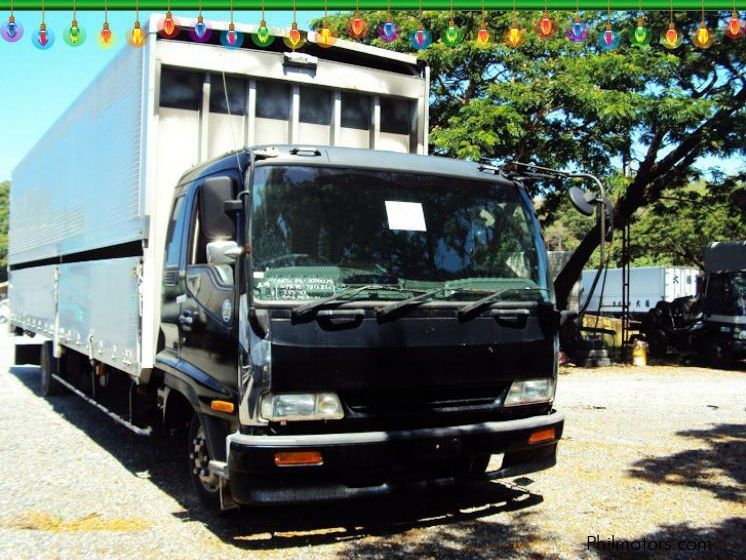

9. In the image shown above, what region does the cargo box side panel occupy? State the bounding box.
[8,265,58,337]
[9,46,145,266]
[57,257,142,376]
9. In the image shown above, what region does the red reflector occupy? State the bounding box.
[274,451,323,467]
[529,427,556,445]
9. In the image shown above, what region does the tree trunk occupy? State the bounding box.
[553,222,601,311]
[553,187,643,310]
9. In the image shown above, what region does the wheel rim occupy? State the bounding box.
[191,422,219,493]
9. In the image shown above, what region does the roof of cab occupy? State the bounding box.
[179,145,514,187]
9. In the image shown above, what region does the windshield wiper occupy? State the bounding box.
[457,287,549,319]
[291,285,422,318]
[376,287,445,319]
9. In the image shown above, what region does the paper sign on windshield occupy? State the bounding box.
[385,201,427,232]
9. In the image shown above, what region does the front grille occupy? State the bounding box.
[343,384,507,414]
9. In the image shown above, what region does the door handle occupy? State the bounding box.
[178,309,194,332]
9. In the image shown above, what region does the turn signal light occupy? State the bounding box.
[274,451,323,467]
[210,400,235,414]
[529,427,556,444]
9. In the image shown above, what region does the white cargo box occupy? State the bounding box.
[9,17,429,379]
[581,266,699,314]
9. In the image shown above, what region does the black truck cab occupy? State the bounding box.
[156,146,564,508]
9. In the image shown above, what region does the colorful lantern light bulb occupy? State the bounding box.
[251,0,273,47]
[409,23,432,50]
[220,22,244,49]
[725,11,744,39]
[127,19,145,47]
[566,17,589,43]
[660,21,682,48]
[158,10,180,39]
[63,19,87,46]
[1,14,23,42]
[316,20,336,48]
[503,19,525,48]
[97,20,117,48]
[346,10,368,39]
[597,22,621,51]
[475,26,490,46]
[283,21,306,50]
[536,11,555,39]
[441,19,464,46]
[251,19,274,47]
[629,16,652,47]
[692,21,713,48]
[189,14,212,42]
[377,18,401,43]
[32,21,55,49]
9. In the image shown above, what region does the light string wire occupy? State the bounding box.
[481,0,485,25]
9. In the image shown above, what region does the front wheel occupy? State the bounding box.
[187,413,222,510]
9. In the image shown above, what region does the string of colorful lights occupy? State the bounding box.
[1,2,744,50]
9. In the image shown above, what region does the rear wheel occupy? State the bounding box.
[705,338,735,370]
[188,413,222,510]
[39,341,63,397]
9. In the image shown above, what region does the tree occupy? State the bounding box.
[0,181,8,283]
[544,179,746,269]
[317,10,746,308]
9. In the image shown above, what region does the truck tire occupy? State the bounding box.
[39,341,64,397]
[705,339,735,370]
[188,413,222,511]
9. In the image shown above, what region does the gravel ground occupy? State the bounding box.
[0,331,744,560]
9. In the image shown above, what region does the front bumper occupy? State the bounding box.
[225,411,564,504]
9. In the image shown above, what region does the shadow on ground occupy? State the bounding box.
[11,365,548,553]
[627,422,745,503]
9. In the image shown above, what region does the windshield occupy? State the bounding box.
[250,165,551,303]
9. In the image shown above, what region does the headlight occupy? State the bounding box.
[504,378,556,407]
[260,393,344,421]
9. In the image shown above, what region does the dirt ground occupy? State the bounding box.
[0,331,743,560]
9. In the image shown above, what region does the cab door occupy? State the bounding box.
[178,174,241,390]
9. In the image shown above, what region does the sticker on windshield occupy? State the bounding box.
[385,201,427,232]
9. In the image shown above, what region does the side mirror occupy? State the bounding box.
[568,186,595,216]
[207,240,243,265]
[201,176,236,241]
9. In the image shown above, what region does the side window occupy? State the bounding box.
[164,196,186,267]
[188,192,207,266]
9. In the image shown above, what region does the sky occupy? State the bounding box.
[0,10,323,182]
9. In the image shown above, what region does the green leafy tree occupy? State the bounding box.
[317,10,746,308]
[0,181,8,283]
[545,180,746,269]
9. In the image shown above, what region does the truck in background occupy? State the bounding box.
[8,17,567,510]
[581,266,699,316]
[698,241,746,366]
